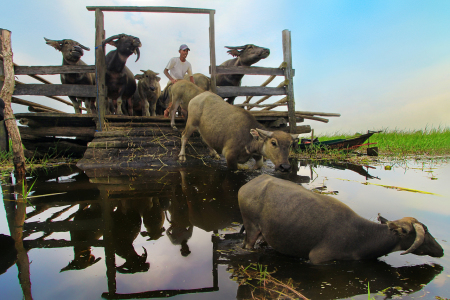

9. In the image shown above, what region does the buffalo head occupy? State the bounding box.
[250,128,299,172]
[103,34,142,62]
[378,214,444,258]
[225,44,270,66]
[45,37,90,63]
[135,70,161,92]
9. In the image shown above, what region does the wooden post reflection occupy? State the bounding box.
[101,186,116,296]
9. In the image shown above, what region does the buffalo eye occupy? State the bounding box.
[271,140,277,147]
[401,228,407,234]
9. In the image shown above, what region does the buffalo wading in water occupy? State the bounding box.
[178,92,298,171]
[132,70,161,116]
[45,38,96,114]
[238,174,444,264]
[102,34,142,115]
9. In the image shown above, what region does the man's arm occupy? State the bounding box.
[164,68,177,84]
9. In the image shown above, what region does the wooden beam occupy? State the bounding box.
[209,11,217,93]
[248,80,288,110]
[262,97,288,111]
[234,103,287,108]
[14,65,95,75]
[86,6,215,14]
[13,84,96,97]
[283,29,296,133]
[214,66,294,76]
[95,8,107,131]
[244,62,287,104]
[216,86,285,97]
[12,96,64,113]
[19,126,95,138]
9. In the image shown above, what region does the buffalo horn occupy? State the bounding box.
[44,37,62,44]
[255,128,274,138]
[141,246,148,260]
[224,45,247,50]
[102,34,123,47]
[78,43,90,51]
[401,223,426,255]
[135,47,140,62]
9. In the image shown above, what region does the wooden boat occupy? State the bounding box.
[298,131,378,151]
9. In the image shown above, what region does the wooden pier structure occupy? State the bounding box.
[0,6,340,168]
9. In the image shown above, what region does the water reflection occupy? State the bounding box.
[0,160,448,299]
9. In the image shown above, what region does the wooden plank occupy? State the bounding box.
[24,219,102,232]
[19,126,95,138]
[215,66,294,76]
[234,103,287,108]
[11,96,64,113]
[216,86,285,97]
[86,6,215,14]
[24,239,104,249]
[13,84,96,97]
[14,65,95,75]
[15,113,97,127]
[95,8,106,131]
[278,125,312,134]
[283,30,297,133]
[209,11,217,93]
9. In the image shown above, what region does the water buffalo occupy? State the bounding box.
[184,44,270,105]
[131,70,161,116]
[167,79,206,130]
[239,174,444,264]
[178,92,298,171]
[103,34,142,115]
[45,38,96,114]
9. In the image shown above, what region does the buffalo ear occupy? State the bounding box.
[45,38,63,51]
[227,49,241,57]
[135,74,143,80]
[378,213,389,224]
[250,129,261,140]
[106,40,118,47]
[387,221,408,236]
[156,76,161,82]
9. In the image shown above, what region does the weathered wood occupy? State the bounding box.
[12,96,64,113]
[283,30,296,133]
[13,84,96,97]
[21,138,88,158]
[14,79,77,108]
[262,96,288,111]
[24,219,102,232]
[215,66,293,76]
[86,6,214,14]
[19,126,95,138]
[24,239,104,249]
[15,113,96,127]
[248,80,288,110]
[209,11,217,93]
[234,103,287,108]
[14,65,95,75]
[28,106,54,113]
[0,28,26,176]
[216,86,285,97]
[244,62,287,104]
[0,120,8,151]
[95,8,107,131]
[250,111,330,123]
[278,125,312,134]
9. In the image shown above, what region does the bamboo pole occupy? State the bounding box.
[261,96,288,111]
[244,62,287,104]
[0,29,26,177]
[12,96,64,113]
[282,30,296,133]
[247,80,288,110]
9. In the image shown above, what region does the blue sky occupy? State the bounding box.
[2,0,449,134]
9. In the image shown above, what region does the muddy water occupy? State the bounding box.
[0,159,449,299]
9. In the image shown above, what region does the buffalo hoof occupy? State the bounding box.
[172,126,178,131]
[179,155,186,162]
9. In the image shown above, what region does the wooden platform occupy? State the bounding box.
[14,112,312,168]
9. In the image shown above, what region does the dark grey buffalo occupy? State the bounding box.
[45,38,96,114]
[103,34,142,115]
[239,174,444,264]
[132,70,161,116]
[185,44,270,104]
[178,92,298,171]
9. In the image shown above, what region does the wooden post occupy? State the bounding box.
[0,29,26,177]
[282,30,296,134]
[209,11,217,93]
[95,9,107,131]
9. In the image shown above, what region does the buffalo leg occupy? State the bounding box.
[226,96,236,105]
[242,220,261,249]
[178,123,196,162]
[223,149,239,170]
[69,96,81,114]
[144,99,151,117]
[116,97,124,115]
[170,101,180,131]
[253,155,263,169]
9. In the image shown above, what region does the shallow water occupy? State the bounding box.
[0,158,449,299]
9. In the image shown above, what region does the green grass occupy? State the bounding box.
[298,127,450,157]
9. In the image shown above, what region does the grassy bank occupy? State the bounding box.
[294,127,450,160]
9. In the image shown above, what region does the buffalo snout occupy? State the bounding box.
[276,164,292,172]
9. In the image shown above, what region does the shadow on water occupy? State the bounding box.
[0,159,447,299]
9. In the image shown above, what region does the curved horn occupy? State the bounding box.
[102,34,123,47]
[141,247,148,260]
[224,45,247,49]
[44,37,62,44]
[78,43,90,51]
[135,47,140,62]
[401,223,426,255]
[255,128,274,138]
